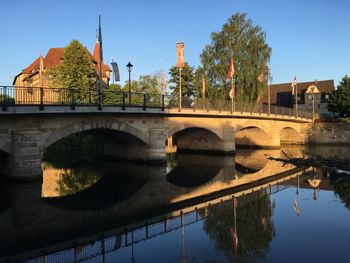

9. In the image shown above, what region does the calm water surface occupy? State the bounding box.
[1,143,350,263]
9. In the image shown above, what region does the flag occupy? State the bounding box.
[39,55,45,83]
[230,228,238,251]
[201,77,205,98]
[291,76,297,95]
[227,55,234,80]
[39,53,45,97]
[163,72,167,95]
[176,42,185,68]
[257,66,269,83]
[294,198,300,216]
[229,82,235,100]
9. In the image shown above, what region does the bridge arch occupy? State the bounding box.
[235,126,278,148]
[42,120,149,150]
[0,137,10,155]
[167,124,223,140]
[280,127,303,145]
[169,126,226,154]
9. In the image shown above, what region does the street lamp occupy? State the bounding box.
[126,61,133,105]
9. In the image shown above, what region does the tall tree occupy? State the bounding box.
[138,72,163,95]
[47,40,97,102]
[200,13,271,103]
[168,63,196,104]
[328,75,350,118]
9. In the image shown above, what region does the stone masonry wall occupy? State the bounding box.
[307,122,350,144]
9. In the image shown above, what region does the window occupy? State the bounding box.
[308,95,312,100]
[325,94,329,99]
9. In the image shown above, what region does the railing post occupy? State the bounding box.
[2,86,8,111]
[122,92,126,110]
[39,87,44,110]
[143,93,146,111]
[70,88,75,110]
[161,95,165,111]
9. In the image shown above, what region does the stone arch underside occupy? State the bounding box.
[0,138,11,177]
[0,137,10,155]
[235,126,279,148]
[41,120,150,151]
[169,126,234,154]
[280,127,304,145]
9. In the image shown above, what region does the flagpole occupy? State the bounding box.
[98,15,103,110]
[39,50,44,89]
[268,79,271,115]
[179,68,182,112]
[295,83,298,118]
[231,78,234,113]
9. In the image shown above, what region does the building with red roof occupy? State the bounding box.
[13,42,111,88]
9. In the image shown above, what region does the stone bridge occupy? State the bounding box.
[0,106,312,180]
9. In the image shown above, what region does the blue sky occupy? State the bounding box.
[1,0,349,86]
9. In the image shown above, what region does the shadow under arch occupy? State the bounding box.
[171,127,223,154]
[235,126,273,149]
[0,150,10,178]
[42,120,149,151]
[280,127,303,145]
[42,128,147,170]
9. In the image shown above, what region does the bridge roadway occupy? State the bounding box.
[0,106,312,180]
[0,154,311,262]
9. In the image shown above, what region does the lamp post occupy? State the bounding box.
[126,61,133,105]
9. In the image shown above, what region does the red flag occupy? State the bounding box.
[227,55,234,80]
[230,228,238,251]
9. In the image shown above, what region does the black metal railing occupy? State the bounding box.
[0,86,311,119]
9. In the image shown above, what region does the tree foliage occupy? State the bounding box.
[168,63,196,105]
[47,40,97,102]
[199,13,271,102]
[328,75,350,117]
[202,192,275,262]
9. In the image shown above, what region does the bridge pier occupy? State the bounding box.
[105,128,167,163]
[10,130,42,181]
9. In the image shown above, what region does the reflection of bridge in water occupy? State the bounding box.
[26,171,308,263]
[21,164,310,263]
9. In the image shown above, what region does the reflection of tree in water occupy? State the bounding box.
[56,168,101,196]
[329,171,350,209]
[43,132,105,196]
[201,191,275,262]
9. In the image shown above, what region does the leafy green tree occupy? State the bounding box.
[168,63,196,106]
[199,13,271,103]
[138,72,164,106]
[103,83,123,105]
[47,40,97,102]
[328,75,350,118]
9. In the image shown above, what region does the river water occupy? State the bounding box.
[1,143,350,263]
